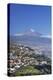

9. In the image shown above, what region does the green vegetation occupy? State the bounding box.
[15,65,41,76]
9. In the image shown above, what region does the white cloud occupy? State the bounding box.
[14,33,24,36]
[30,28,35,32]
[41,35,51,38]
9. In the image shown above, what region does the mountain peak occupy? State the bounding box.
[14,28,42,37]
[30,28,35,32]
[24,28,42,37]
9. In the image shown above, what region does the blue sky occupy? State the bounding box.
[9,4,51,36]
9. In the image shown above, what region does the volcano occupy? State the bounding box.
[14,28,42,37]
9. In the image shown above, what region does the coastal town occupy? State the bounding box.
[8,43,51,76]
